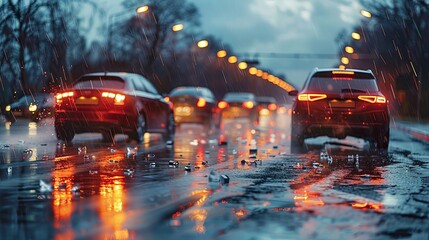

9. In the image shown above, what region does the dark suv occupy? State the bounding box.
[289,68,389,151]
[54,72,175,143]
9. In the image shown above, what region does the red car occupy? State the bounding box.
[289,68,389,151]
[54,72,175,143]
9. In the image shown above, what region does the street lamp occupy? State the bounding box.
[238,62,248,70]
[351,32,361,40]
[345,46,354,54]
[228,56,237,64]
[360,9,372,18]
[172,23,184,32]
[197,40,208,48]
[136,5,149,13]
[217,50,227,58]
[256,70,263,77]
[339,65,346,70]
[341,57,349,65]
[262,72,269,80]
[248,67,257,75]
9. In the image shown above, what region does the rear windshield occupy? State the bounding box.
[256,97,276,104]
[224,93,254,101]
[170,88,203,97]
[74,77,125,90]
[307,77,379,93]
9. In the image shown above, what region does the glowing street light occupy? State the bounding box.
[360,9,372,18]
[256,70,263,77]
[228,56,238,64]
[238,62,248,70]
[339,65,346,70]
[248,67,257,75]
[344,46,354,54]
[341,57,349,65]
[217,50,227,58]
[262,72,269,80]
[197,40,209,48]
[351,32,361,40]
[172,23,184,32]
[136,5,149,13]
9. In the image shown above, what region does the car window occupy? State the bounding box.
[224,93,254,101]
[307,77,379,93]
[138,76,159,95]
[203,89,215,101]
[170,88,203,97]
[74,77,125,89]
[131,77,146,92]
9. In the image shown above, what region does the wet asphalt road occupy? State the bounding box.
[0,114,428,240]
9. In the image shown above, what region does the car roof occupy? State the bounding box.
[80,72,142,81]
[311,68,373,75]
[171,86,210,92]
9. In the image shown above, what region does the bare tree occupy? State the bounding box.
[337,0,429,119]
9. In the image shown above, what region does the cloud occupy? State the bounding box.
[185,0,363,87]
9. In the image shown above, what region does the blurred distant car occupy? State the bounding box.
[218,92,258,122]
[255,96,277,118]
[289,68,389,151]
[4,93,54,122]
[54,72,175,143]
[167,86,219,128]
[276,104,292,115]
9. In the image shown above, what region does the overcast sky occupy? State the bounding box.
[188,0,363,88]
[92,0,363,88]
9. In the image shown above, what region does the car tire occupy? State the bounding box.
[55,122,75,142]
[375,127,389,150]
[163,113,175,144]
[129,113,146,143]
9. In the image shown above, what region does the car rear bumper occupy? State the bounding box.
[175,114,210,124]
[292,110,389,139]
[55,110,136,133]
[221,107,254,119]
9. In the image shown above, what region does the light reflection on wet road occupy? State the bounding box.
[0,114,428,239]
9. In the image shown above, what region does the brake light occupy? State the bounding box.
[197,98,206,108]
[358,95,386,103]
[55,91,74,103]
[242,101,254,109]
[298,94,327,102]
[268,103,277,111]
[332,70,354,75]
[102,92,126,105]
[218,101,228,109]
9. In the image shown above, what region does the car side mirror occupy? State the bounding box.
[288,90,298,96]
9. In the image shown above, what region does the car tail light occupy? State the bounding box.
[358,95,386,103]
[197,98,206,108]
[218,101,228,109]
[268,103,277,111]
[298,94,327,102]
[277,106,287,114]
[332,70,354,75]
[102,92,126,105]
[242,101,254,109]
[55,91,74,103]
